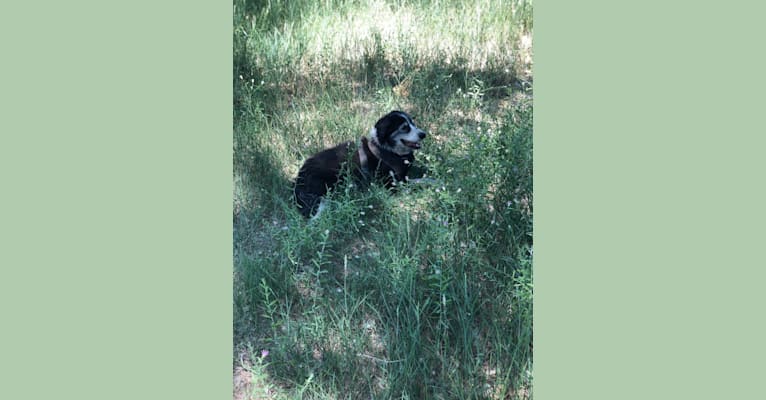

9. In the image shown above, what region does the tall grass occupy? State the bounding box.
[234,0,532,398]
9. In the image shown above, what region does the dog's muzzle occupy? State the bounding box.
[402,130,426,149]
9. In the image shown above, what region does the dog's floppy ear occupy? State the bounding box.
[374,111,405,143]
[373,113,394,141]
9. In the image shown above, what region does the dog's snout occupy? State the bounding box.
[418,131,426,139]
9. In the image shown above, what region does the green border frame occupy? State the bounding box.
[2,0,766,398]
[1,1,231,398]
[535,1,766,398]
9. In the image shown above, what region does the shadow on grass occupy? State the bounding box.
[233,115,295,263]
[237,55,529,125]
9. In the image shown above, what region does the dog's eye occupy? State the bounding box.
[401,124,410,132]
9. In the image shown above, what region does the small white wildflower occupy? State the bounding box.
[260,80,264,85]
[239,75,243,80]
[324,229,329,236]
[434,268,441,275]
[251,79,255,83]
[336,288,342,293]
[456,188,462,193]
[360,211,365,215]
[368,205,373,209]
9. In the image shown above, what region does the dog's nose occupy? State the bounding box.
[418,131,426,139]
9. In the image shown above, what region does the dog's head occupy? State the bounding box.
[370,111,427,156]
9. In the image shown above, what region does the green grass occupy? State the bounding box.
[234,0,533,398]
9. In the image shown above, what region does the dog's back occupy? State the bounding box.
[294,141,355,218]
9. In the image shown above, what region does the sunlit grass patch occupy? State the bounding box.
[235,0,532,99]
[291,0,529,72]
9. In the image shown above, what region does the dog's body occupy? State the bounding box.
[294,111,426,218]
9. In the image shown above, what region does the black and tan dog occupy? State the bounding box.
[294,111,427,218]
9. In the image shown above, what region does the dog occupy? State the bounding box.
[294,110,427,218]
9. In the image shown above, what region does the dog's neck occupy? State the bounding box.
[366,136,383,160]
[359,136,413,182]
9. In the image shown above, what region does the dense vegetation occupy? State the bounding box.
[233,1,533,398]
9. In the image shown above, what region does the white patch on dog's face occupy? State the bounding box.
[370,111,426,156]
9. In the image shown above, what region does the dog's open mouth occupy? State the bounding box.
[401,139,422,149]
